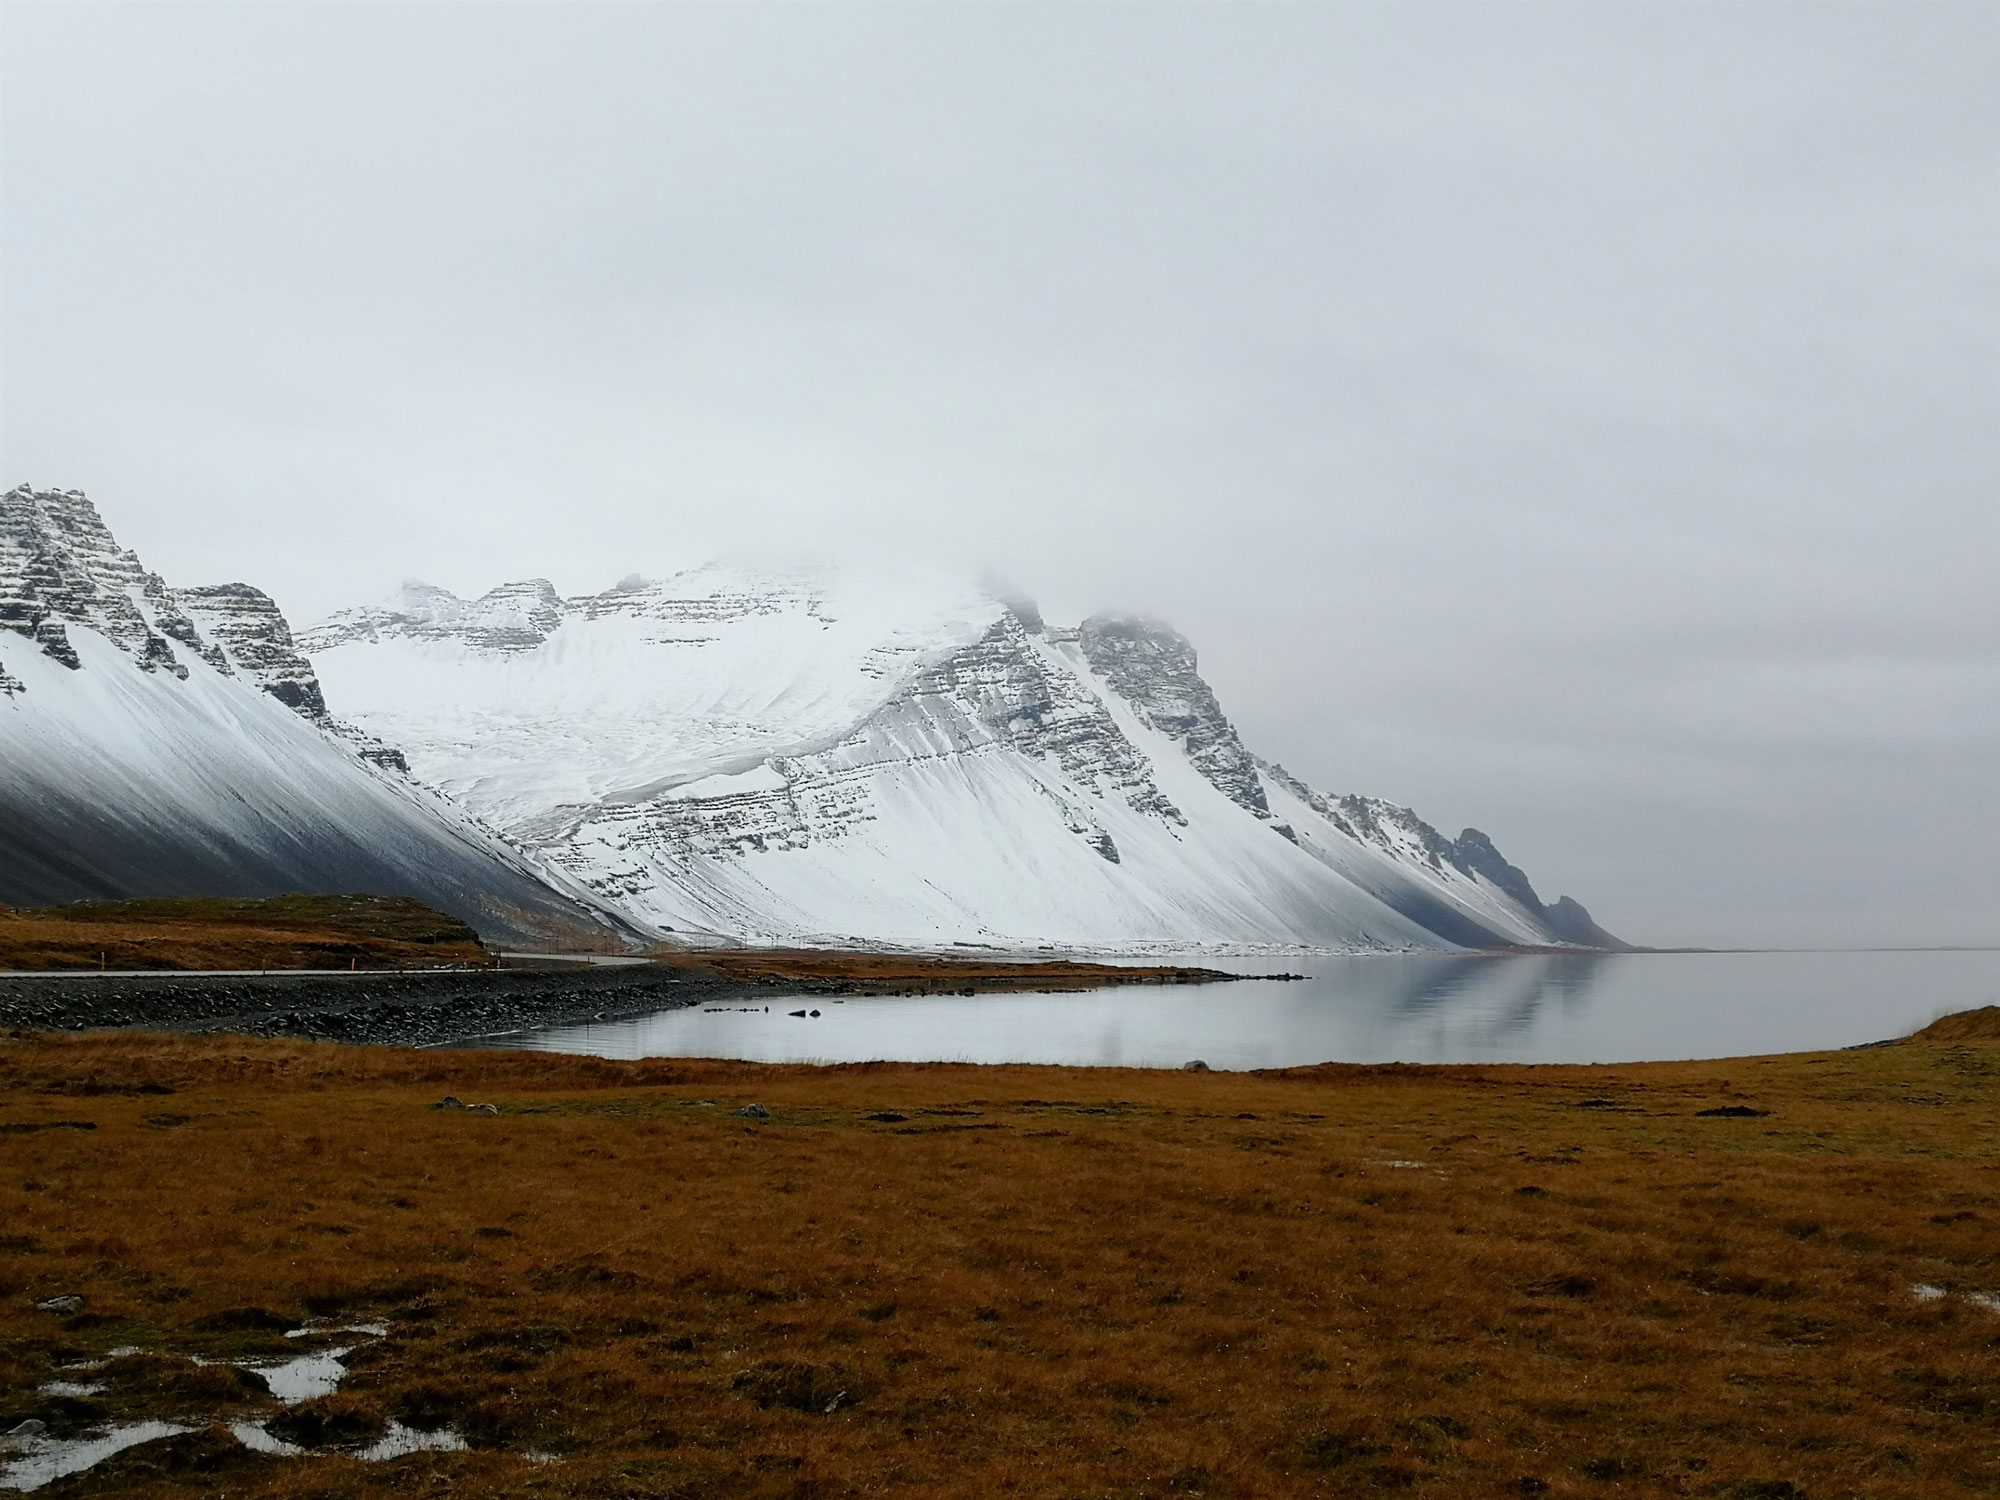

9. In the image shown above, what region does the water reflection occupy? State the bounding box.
[481,949,2000,1069]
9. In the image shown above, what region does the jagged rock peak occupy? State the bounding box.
[1448,828,1544,911]
[0,485,343,722]
[1447,831,1623,947]
[1263,761,1457,865]
[0,483,210,679]
[1079,613,1270,817]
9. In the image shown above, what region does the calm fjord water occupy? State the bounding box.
[487,950,2000,1069]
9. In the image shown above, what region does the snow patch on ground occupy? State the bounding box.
[247,1347,353,1403]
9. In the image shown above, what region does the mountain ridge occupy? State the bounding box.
[2,485,1622,955]
[305,564,1623,953]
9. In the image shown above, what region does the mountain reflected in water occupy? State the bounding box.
[486,949,2000,1069]
[1362,952,1610,1047]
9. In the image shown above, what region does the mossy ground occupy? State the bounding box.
[1,1022,1995,1498]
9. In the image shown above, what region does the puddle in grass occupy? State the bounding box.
[355,1423,468,1460]
[1,1422,191,1492]
[229,1423,306,1458]
[3,1322,459,1488]
[232,1420,466,1461]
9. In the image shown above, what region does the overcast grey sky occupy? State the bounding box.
[4,2,1995,948]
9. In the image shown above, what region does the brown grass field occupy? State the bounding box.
[1,1009,1996,1498]
[0,896,493,972]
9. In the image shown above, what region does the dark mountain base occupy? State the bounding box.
[0,778,627,953]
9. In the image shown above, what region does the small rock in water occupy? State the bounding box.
[6,1418,48,1440]
[787,1009,807,1018]
[1182,1060,1211,1073]
[809,1010,821,1018]
[737,1103,771,1120]
[33,1294,84,1315]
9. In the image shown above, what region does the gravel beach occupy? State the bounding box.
[0,964,793,1047]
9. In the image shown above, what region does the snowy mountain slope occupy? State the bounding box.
[306,568,1621,953]
[304,567,1006,826]
[0,487,629,948]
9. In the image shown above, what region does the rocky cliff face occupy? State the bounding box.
[1077,614,1270,819]
[177,583,328,719]
[914,610,1187,836]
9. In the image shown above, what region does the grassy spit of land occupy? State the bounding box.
[651,946,1244,994]
[1,1011,1996,1499]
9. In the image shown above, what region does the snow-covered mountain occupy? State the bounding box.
[0,486,628,948]
[303,565,1622,953]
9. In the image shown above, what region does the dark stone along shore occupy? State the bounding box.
[0,965,790,1048]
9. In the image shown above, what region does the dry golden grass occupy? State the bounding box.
[1,1022,1996,1498]
[648,947,1234,993]
[1911,1007,2000,1044]
[0,895,492,972]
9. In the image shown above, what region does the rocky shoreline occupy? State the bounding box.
[0,965,782,1048]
